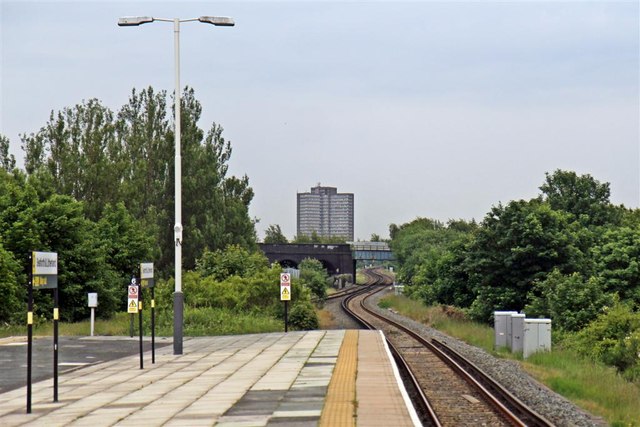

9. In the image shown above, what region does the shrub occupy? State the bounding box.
[289,302,319,330]
[572,302,640,377]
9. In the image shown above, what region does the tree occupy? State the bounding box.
[0,241,22,323]
[196,245,268,282]
[21,86,257,276]
[540,169,618,226]
[464,200,580,322]
[299,258,328,302]
[525,270,614,332]
[264,224,288,244]
[0,134,16,172]
[21,99,121,220]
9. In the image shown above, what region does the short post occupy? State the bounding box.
[88,293,98,336]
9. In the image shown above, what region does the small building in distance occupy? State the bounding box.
[297,184,354,241]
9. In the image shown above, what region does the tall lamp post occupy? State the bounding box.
[118,15,234,355]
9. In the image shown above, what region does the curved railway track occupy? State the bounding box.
[342,268,555,427]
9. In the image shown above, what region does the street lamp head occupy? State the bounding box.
[198,16,235,26]
[118,16,154,26]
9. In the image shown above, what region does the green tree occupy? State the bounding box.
[526,270,615,331]
[299,258,328,302]
[264,224,288,244]
[0,134,16,171]
[196,245,269,282]
[0,240,22,323]
[540,169,619,226]
[465,200,579,322]
[592,226,640,305]
[21,99,121,220]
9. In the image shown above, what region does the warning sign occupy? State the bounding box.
[280,273,291,301]
[128,298,139,314]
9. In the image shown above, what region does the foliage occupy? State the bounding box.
[299,257,328,302]
[0,134,16,172]
[289,301,319,330]
[21,86,257,276]
[196,245,269,282]
[526,270,615,331]
[0,241,22,323]
[572,303,640,380]
[539,169,619,227]
[264,224,288,244]
[465,199,580,322]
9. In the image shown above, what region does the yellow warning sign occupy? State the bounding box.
[280,286,290,301]
[128,298,139,313]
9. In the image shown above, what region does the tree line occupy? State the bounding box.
[389,170,640,380]
[0,86,257,324]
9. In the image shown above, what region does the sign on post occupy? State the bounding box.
[128,280,139,314]
[27,251,59,414]
[141,262,156,364]
[280,273,291,301]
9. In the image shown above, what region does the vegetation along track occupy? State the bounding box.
[342,268,555,427]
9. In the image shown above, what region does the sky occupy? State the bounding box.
[1,0,638,241]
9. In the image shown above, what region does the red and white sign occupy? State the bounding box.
[128,285,139,299]
[280,273,291,301]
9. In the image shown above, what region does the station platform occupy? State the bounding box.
[0,330,420,426]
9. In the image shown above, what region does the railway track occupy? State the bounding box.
[341,268,555,427]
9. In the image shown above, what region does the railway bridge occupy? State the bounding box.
[259,242,394,281]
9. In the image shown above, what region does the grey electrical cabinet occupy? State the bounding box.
[523,319,552,358]
[510,314,526,353]
[494,311,518,349]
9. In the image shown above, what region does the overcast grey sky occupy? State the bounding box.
[1,1,638,240]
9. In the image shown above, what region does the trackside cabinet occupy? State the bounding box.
[523,319,552,358]
[510,314,526,353]
[494,311,518,349]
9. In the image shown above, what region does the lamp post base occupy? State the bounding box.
[173,291,184,355]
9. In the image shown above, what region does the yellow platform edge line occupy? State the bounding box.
[319,330,358,427]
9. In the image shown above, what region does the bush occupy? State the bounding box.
[572,303,640,377]
[289,302,319,330]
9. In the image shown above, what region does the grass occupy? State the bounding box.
[0,308,285,339]
[380,294,640,427]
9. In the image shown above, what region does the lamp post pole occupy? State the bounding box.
[118,15,234,355]
[172,17,184,355]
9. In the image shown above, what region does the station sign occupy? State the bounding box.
[280,273,291,301]
[140,262,154,288]
[128,278,139,313]
[32,251,58,289]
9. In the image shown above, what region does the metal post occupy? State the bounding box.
[139,284,144,369]
[173,17,184,356]
[284,301,288,333]
[90,307,95,337]
[26,254,33,414]
[53,288,59,402]
[151,286,156,363]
